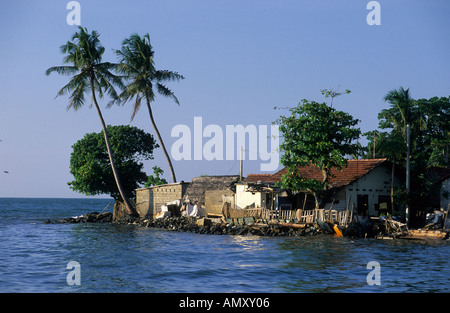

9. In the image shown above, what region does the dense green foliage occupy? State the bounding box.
[363,87,450,212]
[276,97,361,206]
[364,88,449,168]
[68,125,157,199]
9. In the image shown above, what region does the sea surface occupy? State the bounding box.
[0,197,449,293]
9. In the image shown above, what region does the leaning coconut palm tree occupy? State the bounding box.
[114,33,184,183]
[45,27,138,217]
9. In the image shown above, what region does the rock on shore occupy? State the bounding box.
[45,212,112,224]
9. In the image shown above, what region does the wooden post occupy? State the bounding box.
[443,204,449,231]
[302,193,308,210]
[349,206,353,225]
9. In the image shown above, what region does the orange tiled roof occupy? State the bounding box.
[245,159,389,188]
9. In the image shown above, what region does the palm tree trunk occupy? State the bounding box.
[91,83,138,217]
[146,95,177,183]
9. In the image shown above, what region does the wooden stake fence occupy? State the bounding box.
[228,207,353,227]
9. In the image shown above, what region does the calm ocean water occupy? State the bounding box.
[0,197,449,293]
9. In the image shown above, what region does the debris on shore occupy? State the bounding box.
[342,215,449,240]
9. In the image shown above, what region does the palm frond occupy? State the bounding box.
[91,74,105,100]
[96,63,125,90]
[155,70,184,82]
[45,65,78,76]
[68,76,88,111]
[156,83,180,105]
[55,71,87,96]
[116,33,183,114]
[130,95,143,121]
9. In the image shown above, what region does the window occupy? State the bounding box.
[377,195,392,215]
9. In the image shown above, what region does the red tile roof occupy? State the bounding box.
[245,159,389,188]
[244,174,275,183]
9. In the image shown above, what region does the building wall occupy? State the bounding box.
[183,175,239,206]
[235,184,264,209]
[344,165,402,217]
[205,189,235,215]
[323,189,347,211]
[136,182,189,218]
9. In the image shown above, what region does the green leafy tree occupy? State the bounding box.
[144,166,168,188]
[69,125,157,200]
[276,97,361,208]
[363,88,449,224]
[113,33,184,183]
[46,27,138,217]
[363,130,405,161]
[365,88,449,169]
[416,96,450,167]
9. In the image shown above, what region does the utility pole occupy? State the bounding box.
[405,124,410,227]
[446,143,449,165]
[239,146,243,182]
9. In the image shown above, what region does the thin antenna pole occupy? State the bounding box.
[239,146,243,181]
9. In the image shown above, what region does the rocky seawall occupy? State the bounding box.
[46,211,449,240]
[48,212,325,237]
[116,216,325,237]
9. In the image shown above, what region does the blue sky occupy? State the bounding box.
[0,0,449,198]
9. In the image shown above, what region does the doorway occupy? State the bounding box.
[357,194,369,216]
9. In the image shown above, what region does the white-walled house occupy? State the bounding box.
[330,160,403,217]
[235,183,290,211]
[243,159,404,217]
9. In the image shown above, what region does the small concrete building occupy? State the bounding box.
[135,182,190,218]
[182,175,239,208]
[135,175,239,218]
